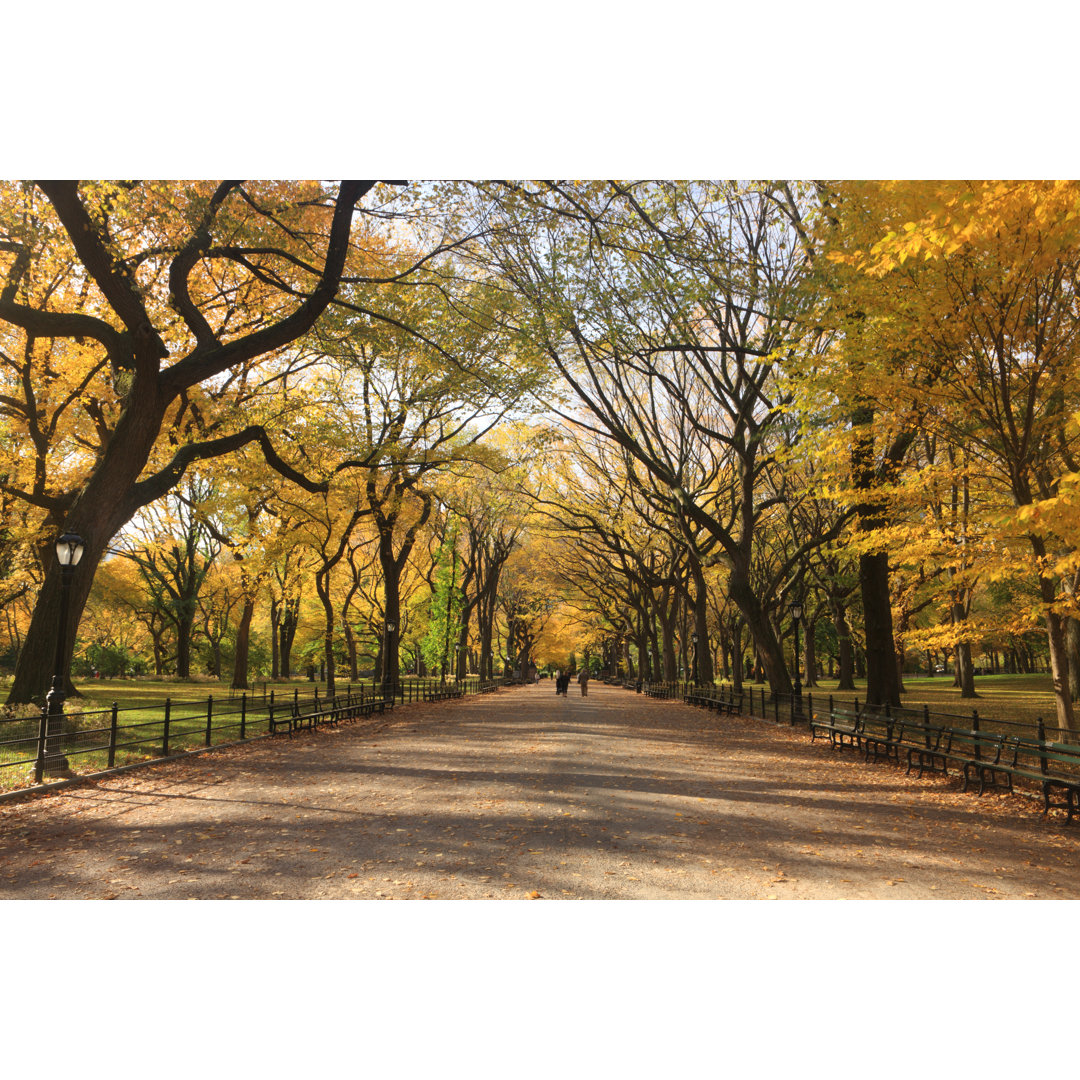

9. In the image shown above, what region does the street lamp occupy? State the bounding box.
[691,631,700,687]
[38,532,85,780]
[789,598,804,720]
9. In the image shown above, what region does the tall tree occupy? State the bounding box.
[0,180,377,703]
[825,180,1080,733]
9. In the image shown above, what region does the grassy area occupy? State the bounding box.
[705,672,1065,738]
[70,676,369,709]
[0,675,484,792]
[796,674,1058,726]
[0,678,357,792]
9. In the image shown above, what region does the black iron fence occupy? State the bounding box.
[648,679,1080,812]
[0,675,511,796]
[642,679,1077,745]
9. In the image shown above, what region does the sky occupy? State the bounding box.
[9,1,1080,178]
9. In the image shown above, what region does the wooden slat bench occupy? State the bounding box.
[269,693,385,737]
[859,714,906,765]
[424,685,464,703]
[904,723,955,778]
[683,692,741,716]
[809,706,862,751]
[963,736,1080,821]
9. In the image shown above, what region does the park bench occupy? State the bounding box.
[809,706,862,751]
[904,722,959,778]
[683,691,741,716]
[905,724,996,781]
[269,692,385,737]
[960,732,1017,795]
[424,685,464,703]
[1031,740,1080,821]
[859,713,906,765]
[961,735,1080,821]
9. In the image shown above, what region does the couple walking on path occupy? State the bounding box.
[554,669,589,696]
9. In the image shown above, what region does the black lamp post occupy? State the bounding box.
[39,532,85,781]
[691,631,700,687]
[789,598,804,719]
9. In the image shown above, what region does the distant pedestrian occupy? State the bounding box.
[578,670,590,697]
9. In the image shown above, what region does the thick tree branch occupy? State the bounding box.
[160,180,376,398]
[127,425,331,514]
[36,181,168,367]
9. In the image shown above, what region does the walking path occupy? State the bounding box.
[2,683,1078,899]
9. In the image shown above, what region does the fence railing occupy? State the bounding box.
[642,679,1079,746]
[0,675,512,796]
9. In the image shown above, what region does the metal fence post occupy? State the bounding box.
[108,702,119,767]
[34,705,47,785]
[205,694,214,747]
[240,693,247,740]
[162,697,172,757]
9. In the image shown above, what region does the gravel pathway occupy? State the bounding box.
[1,683,1078,900]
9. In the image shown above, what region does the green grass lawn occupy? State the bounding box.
[0,677,373,792]
[0,675,478,792]
[797,673,1058,726]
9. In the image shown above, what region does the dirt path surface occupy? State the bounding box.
[2,683,1078,900]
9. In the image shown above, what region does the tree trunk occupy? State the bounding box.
[804,618,819,688]
[660,603,678,682]
[727,567,792,696]
[279,602,298,680]
[231,597,255,690]
[833,598,855,689]
[270,599,280,679]
[850,404,909,709]
[456,608,471,680]
[316,570,337,696]
[860,550,900,706]
[344,620,358,682]
[1029,533,1078,735]
[689,559,714,686]
[955,640,976,698]
[175,611,194,679]
[1066,616,1080,702]
[731,619,744,695]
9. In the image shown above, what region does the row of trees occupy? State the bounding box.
[459,181,1080,734]
[30,466,555,689]
[2,181,1079,735]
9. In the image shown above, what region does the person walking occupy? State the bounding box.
[578,669,590,697]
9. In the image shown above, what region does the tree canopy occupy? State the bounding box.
[4,179,1080,736]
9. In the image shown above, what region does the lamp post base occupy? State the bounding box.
[42,683,71,779]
